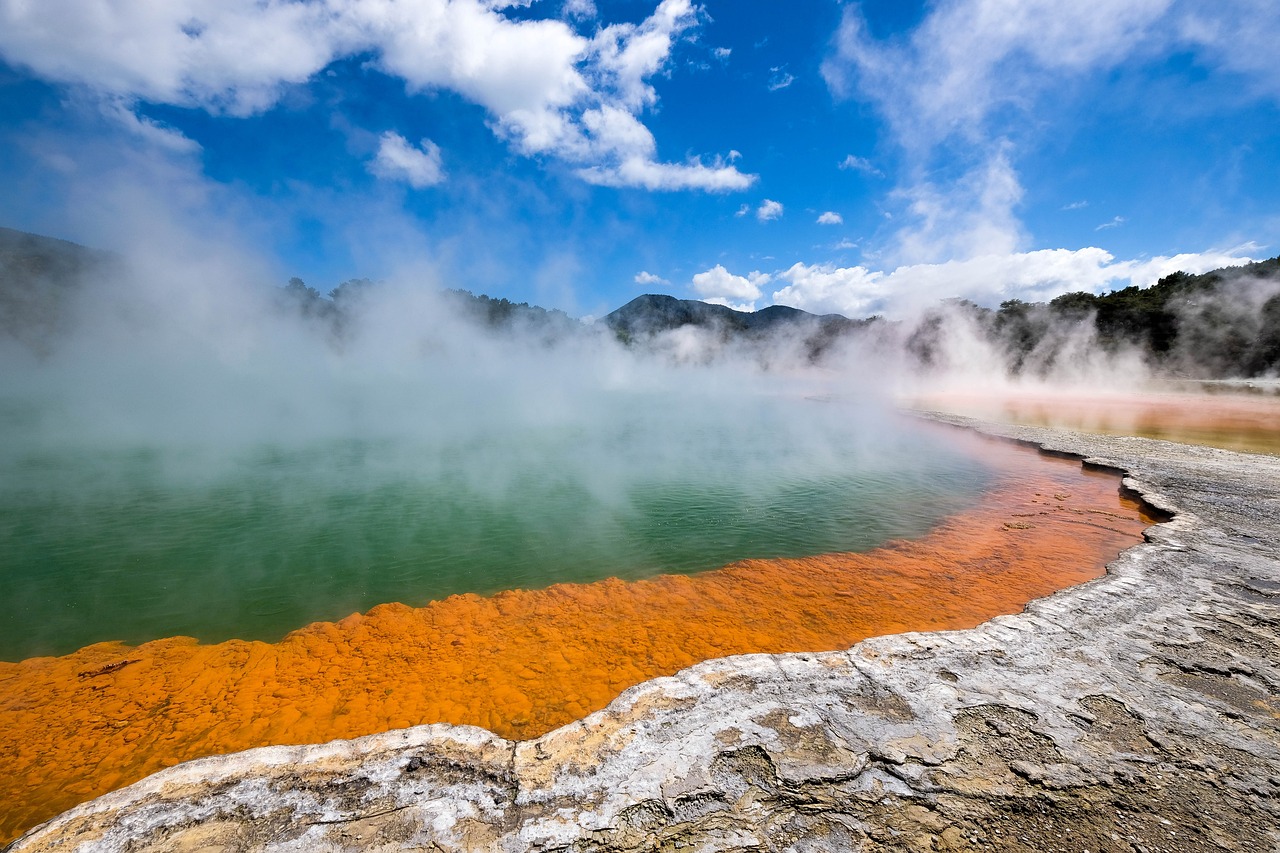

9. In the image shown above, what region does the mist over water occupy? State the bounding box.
[0,254,994,660]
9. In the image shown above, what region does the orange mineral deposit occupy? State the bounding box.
[0,437,1157,843]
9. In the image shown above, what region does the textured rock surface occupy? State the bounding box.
[9,417,1280,853]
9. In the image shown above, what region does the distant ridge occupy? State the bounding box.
[5,223,1280,377]
[604,293,872,338]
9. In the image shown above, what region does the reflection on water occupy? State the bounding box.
[0,435,1154,843]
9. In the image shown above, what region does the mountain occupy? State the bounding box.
[605,294,868,336]
[6,224,1280,377]
[0,227,117,355]
[603,293,878,362]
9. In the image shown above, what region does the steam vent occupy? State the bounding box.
[5,417,1278,851]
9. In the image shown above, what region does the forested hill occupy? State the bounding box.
[4,224,1279,378]
[912,257,1280,378]
[603,293,877,361]
[0,227,119,355]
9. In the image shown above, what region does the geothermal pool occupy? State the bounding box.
[0,400,994,661]
[0,418,1155,843]
[0,304,1170,843]
[912,385,1280,456]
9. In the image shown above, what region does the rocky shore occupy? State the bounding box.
[8,417,1279,853]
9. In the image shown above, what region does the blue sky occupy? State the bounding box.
[0,0,1277,319]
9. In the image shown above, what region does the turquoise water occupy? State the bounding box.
[0,398,992,661]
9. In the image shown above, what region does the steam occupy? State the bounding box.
[8,218,1276,660]
[1,234,927,507]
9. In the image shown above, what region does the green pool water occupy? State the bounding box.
[0,397,992,661]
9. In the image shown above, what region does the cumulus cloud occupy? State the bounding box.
[370,133,445,188]
[816,211,843,225]
[691,264,770,311]
[0,0,754,193]
[769,246,1258,319]
[635,270,668,286]
[756,199,784,221]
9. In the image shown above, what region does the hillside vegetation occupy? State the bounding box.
[3,225,1278,378]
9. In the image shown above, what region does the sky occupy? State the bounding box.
[0,0,1277,320]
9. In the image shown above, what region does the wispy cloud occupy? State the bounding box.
[767,66,796,91]
[562,0,597,20]
[100,97,202,155]
[817,0,1280,271]
[838,154,882,177]
[823,0,1171,152]
[1095,215,1126,231]
[1061,200,1089,210]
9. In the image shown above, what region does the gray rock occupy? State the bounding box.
[9,416,1280,853]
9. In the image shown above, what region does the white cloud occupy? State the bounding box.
[370,132,445,188]
[1095,215,1126,231]
[767,68,795,91]
[634,270,668,286]
[734,203,750,217]
[823,0,1171,149]
[701,297,758,313]
[562,0,597,20]
[101,97,201,154]
[818,0,1280,271]
[713,47,732,61]
[588,0,697,111]
[691,264,770,309]
[1175,0,1280,100]
[756,199,784,222]
[891,145,1026,264]
[838,154,882,176]
[578,154,754,192]
[769,246,1258,319]
[1062,200,1089,210]
[0,0,754,193]
[816,211,843,225]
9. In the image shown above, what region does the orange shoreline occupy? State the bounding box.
[910,388,1280,455]
[0,437,1155,842]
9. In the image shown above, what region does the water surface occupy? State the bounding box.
[1,396,991,660]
